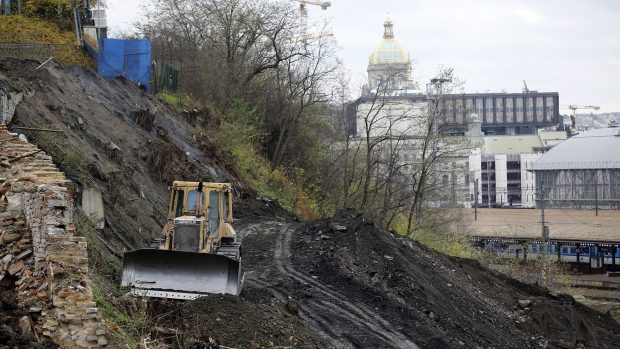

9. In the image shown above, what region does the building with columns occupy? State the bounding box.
[349,18,562,138]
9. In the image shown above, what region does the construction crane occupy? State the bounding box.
[291,0,331,42]
[566,105,600,136]
[522,80,537,94]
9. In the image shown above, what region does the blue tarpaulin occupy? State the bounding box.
[97,38,151,92]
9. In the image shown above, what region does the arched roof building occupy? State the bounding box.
[530,127,620,210]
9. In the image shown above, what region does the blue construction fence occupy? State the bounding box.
[83,38,151,92]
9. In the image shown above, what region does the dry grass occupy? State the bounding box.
[0,15,74,44]
[0,15,91,66]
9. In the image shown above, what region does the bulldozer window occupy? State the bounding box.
[175,190,185,217]
[186,190,200,215]
[223,192,229,222]
[208,191,220,233]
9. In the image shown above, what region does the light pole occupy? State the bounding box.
[487,159,492,208]
[474,178,479,221]
[427,77,452,206]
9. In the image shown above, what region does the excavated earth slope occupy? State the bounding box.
[239,210,620,349]
[2,59,620,348]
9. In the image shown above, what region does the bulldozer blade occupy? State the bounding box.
[122,249,242,299]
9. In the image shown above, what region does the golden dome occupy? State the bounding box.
[369,17,410,65]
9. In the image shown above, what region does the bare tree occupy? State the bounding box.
[325,67,476,230]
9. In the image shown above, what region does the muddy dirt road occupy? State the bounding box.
[240,219,417,348]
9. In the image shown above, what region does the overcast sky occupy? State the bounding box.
[105,0,620,113]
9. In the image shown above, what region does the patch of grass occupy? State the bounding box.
[408,228,478,258]
[94,293,132,326]
[0,15,91,66]
[392,214,478,258]
[29,132,89,182]
[74,211,144,347]
[74,212,121,283]
[160,92,190,108]
[92,292,142,348]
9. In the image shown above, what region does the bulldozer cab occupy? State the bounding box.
[168,181,233,226]
[164,181,236,251]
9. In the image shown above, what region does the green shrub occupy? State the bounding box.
[218,98,319,218]
[391,214,478,258]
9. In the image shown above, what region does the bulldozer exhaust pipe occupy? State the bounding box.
[122,249,242,299]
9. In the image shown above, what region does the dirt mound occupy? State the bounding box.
[146,294,326,348]
[518,295,614,348]
[287,209,620,348]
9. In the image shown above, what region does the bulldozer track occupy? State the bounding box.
[240,219,418,347]
[242,222,352,347]
[246,275,352,348]
[272,223,419,348]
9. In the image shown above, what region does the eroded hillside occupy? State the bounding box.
[2,59,620,348]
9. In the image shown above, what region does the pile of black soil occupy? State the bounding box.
[147,294,327,348]
[290,209,620,348]
[233,189,293,222]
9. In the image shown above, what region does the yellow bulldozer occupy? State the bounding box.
[121,181,242,299]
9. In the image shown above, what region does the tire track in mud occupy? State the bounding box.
[239,221,352,348]
[272,223,419,349]
[239,219,418,348]
[246,277,351,348]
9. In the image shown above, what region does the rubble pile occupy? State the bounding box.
[0,125,107,348]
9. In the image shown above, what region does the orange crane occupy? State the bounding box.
[291,0,331,42]
[567,105,600,135]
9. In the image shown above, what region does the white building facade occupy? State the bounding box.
[466,129,566,208]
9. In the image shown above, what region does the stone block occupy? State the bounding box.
[47,199,67,208]
[18,316,32,336]
[0,231,22,244]
[8,259,25,275]
[46,227,66,235]
[82,313,98,320]
[15,249,32,260]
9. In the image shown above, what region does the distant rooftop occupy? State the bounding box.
[479,131,567,155]
[531,128,620,170]
[483,135,541,154]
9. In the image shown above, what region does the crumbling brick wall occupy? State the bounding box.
[0,125,107,348]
